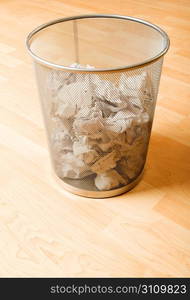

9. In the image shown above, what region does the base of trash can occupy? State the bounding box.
[52,170,144,198]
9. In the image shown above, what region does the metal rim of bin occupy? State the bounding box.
[53,168,144,198]
[26,14,170,73]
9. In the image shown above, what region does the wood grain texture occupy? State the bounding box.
[0,0,190,277]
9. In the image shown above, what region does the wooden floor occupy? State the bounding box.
[0,0,190,277]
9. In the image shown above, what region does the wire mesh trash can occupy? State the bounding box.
[26,14,169,198]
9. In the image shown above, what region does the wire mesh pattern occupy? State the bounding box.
[34,58,163,192]
[27,15,169,196]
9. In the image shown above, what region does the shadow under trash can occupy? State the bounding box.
[26,14,170,198]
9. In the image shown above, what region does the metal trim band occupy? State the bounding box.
[52,170,144,198]
[26,14,170,73]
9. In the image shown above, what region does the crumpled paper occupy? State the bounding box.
[95,169,127,191]
[47,64,153,190]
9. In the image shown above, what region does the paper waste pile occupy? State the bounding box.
[47,63,153,190]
